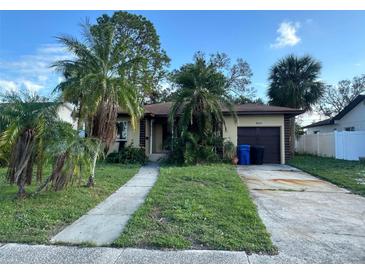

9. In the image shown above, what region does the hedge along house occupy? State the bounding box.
[111,102,304,164]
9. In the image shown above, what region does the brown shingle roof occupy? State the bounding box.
[142,102,304,116]
[118,102,303,116]
[222,103,304,114]
[144,102,174,115]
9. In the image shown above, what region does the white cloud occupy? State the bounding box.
[22,80,44,92]
[38,44,68,54]
[270,21,301,49]
[37,75,48,82]
[57,76,65,83]
[0,44,72,95]
[0,44,70,78]
[0,80,18,91]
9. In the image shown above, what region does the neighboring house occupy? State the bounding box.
[111,102,303,164]
[303,95,365,134]
[57,102,78,129]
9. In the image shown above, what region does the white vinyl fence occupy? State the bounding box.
[296,131,365,161]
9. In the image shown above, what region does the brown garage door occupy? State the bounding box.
[237,127,281,164]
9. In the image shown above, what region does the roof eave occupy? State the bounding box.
[224,110,305,116]
[302,120,334,129]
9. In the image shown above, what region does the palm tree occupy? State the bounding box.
[268,55,324,110]
[170,54,236,138]
[53,22,143,186]
[37,122,99,192]
[169,54,236,163]
[0,92,60,197]
[0,92,99,197]
[268,55,325,158]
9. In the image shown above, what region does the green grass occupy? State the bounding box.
[289,154,365,197]
[113,164,277,254]
[0,163,139,244]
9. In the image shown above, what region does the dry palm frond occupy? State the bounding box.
[91,99,118,152]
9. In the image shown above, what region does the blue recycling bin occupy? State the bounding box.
[238,144,250,165]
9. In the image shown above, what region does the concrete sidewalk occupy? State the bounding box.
[51,163,159,246]
[0,244,249,264]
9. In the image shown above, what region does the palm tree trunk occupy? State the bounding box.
[8,128,35,198]
[17,182,26,198]
[86,141,100,187]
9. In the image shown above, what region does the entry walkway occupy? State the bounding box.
[51,163,159,246]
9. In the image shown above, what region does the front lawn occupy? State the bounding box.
[0,163,139,244]
[114,164,277,254]
[289,154,365,197]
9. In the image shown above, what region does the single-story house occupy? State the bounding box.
[303,94,365,134]
[111,102,303,164]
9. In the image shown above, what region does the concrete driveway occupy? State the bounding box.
[237,165,365,263]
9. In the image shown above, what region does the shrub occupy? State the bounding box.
[223,140,235,161]
[106,146,147,164]
[165,133,223,165]
[0,159,6,168]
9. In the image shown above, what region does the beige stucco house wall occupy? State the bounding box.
[111,114,287,163]
[109,116,164,155]
[223,114,285,164]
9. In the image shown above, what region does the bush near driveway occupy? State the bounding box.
[114,164,277,254]
[0,164,139,243]
[289,154,365,197]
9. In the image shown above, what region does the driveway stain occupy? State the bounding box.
[271,178,326,186]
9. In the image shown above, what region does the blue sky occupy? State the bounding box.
[1,10,365,102]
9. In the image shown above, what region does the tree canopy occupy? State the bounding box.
[54,11,170,144]
[169,53,235,137]
[53,11,170,185]
[316,75,365,117]
[268,54,324,111]
[169,52,254,135]
[93,11,170,103]
[167,52,254,164]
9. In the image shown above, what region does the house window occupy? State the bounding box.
[313,130,320,134]
[344,127,355,132]
[117,121,128,141]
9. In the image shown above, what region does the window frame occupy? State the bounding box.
[117,120,128,141]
